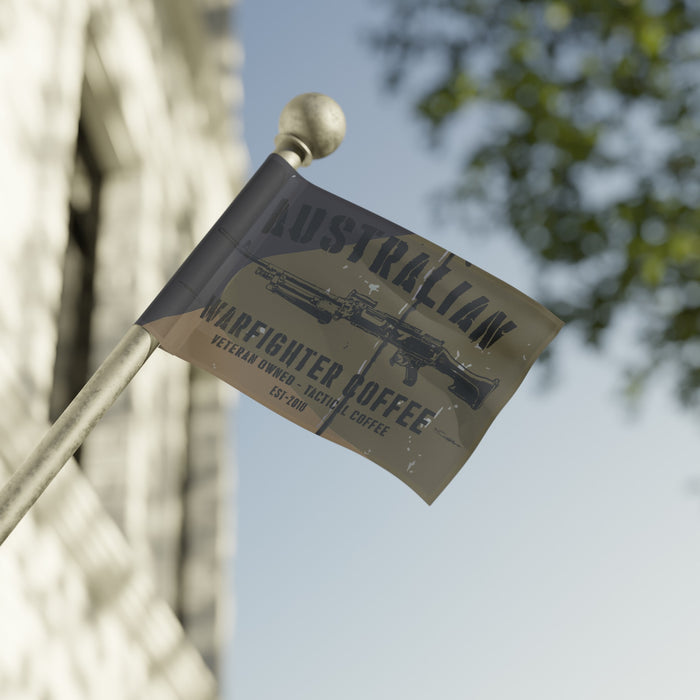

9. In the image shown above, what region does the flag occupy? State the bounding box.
[138,154,562,503]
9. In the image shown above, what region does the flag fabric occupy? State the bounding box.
[138,154,562,503]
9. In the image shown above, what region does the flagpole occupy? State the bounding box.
[0,93,346,545]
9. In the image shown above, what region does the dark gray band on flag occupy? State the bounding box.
[137,154,296,326]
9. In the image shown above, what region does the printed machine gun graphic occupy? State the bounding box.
[245,253,499,410]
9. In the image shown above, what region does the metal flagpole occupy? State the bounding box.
[0,93,346,545]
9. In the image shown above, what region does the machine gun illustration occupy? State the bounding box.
[243,252,499,410]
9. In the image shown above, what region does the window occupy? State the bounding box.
[49,122,103,458]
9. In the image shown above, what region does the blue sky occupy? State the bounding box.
[225,2,700,698]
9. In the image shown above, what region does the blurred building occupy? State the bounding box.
[0,1,246,697]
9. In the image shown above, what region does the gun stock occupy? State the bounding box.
[434,351,499,409]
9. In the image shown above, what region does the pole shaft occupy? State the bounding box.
[1,149,306,546]
[0,93,346,545]
[0,325,158,544]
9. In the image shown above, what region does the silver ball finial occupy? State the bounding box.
[275,93,346,167]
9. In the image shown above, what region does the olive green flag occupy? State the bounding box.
[138,155,562,503]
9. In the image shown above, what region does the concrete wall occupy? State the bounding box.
[0,0,245,696]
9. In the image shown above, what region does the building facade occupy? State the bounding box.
[0,0,246,697]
